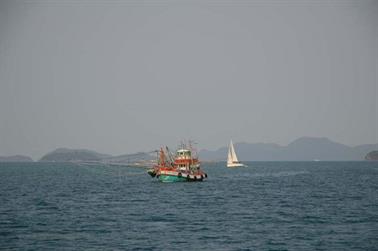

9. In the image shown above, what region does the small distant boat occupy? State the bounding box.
[227,140,246,168]
[147,142,207,182]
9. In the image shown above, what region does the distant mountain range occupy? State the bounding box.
[1,137,377,163]
[199,137,378,161]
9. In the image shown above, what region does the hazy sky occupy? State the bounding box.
[0,0,377,159]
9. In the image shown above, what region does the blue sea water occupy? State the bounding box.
[0,161,377,250]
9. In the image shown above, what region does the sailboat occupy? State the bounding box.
[227,140,246,168]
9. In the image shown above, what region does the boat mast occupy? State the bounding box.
[165,146,175,167]
[159,148,166,167]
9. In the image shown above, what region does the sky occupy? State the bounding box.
[0,0,377,159]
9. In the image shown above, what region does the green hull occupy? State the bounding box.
[158,174,187,182]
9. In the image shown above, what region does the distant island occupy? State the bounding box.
[0,155,33,162]
[39,148,155,166]
[39,148,111,162]
[1,137,377,163]
[365,151,378,161]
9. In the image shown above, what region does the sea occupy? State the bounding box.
[0,161,377,250]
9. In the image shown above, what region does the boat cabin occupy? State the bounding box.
[176,149,191,159]
[175,149,192,170]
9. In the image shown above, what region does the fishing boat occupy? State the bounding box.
[227,140,246,168]
[147,143,207,182]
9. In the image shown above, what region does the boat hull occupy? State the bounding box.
[157,169,206,182]
[147,168,157,177]
[158,174,187,182]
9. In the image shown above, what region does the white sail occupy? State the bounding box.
[227,140,246,168]
[227,142,233,165]
[230,141,239,163]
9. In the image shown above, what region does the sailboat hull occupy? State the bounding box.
[227,163,246,168]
